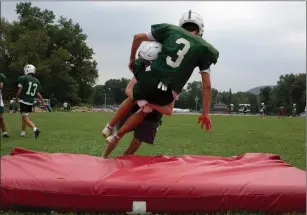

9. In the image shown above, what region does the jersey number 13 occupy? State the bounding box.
[26,81,38,96]
[166,38,191,68]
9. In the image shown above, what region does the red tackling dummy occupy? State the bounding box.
[1,148,306,213]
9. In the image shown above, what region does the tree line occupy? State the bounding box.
[93,73,306,115]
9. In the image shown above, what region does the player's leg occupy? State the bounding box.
[20,103,40,138]
[123,119,159,155]
[102,108,135,158]
[148,99,175,116]
[104,110,148,155]
[106,81,173,144]
[102,97,135,138]
[0,107,9,137]
[126,77,175,116]
[123,137,142,156]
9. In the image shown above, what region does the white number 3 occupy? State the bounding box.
[166,38,191,68]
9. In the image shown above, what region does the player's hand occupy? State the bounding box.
[157,81,168,91]
[128,59,135,72]
[198,114,212,131]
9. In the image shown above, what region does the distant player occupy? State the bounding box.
[279,106,285,119]
[292,103,297,117]
[229,104,234,116]
[0,73,9,138]
[102,11,219,153]
[9,99,15,113]
[63,101,68,111]
[16,64,46,138]
[259,102,265,118]
[243,105,248,116]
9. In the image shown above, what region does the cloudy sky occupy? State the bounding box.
[2,1,306,92]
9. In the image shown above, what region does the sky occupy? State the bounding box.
[2,1,306,92]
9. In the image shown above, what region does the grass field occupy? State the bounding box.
[0,112,306,215]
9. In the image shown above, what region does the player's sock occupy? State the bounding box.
[102,123,114,138]
[20,131,25,137]
[2,132,7,135]
[106,132,121,145]
[33,127,38,132]
[107,123,113,130]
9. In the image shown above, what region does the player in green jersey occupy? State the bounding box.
[102,11,219,156]
[0,73,9,138]
[16,64,46,138]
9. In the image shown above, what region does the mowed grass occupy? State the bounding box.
[0,112,306,215]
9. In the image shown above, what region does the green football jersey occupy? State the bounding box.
[18,75,42,105]
[150,23,219,94]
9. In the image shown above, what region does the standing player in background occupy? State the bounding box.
[243,105,248,116]
[292,103,297,117]
[0,73,9,138]
[9,99,15,113]
[259,102,265,118]
[102,11,219,151]
[279,105,285,119]
[229,104,234,116]
[16,64,46,138]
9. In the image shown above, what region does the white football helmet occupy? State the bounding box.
[261,102,264,105]
[179,10,204,36]
[230,104,234,106]
[138,41,162,62]
[24,64,36,75]
[293,103,296,106]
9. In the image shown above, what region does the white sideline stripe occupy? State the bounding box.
[126,201,151,215]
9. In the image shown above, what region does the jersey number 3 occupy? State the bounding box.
[166,38,191,68]
[26,82,38,96]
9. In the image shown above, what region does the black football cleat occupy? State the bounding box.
[34,129,41,139]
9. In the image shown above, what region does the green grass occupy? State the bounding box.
[0,112,306,215]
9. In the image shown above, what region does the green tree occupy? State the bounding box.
[103,78,130,104]
[1,2,98,105]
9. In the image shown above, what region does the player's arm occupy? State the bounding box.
[197,58,213,130]
[148,101,175,116]
[129,24,168,70]
[129,33,155,70]
[125,76,174,115]
[201,70,211,115]
[16,77,23,101]
[0,82,3,89]
[125,76,138,99]
[36,92,45,105]
[36,83,45,105]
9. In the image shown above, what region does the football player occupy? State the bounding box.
[102,11,219,156]
[279,105,285,119]
[292,103,297,117]
[229,104,234,116]
[0,73,9,138]
[102,42,172,158]
[259,102,265,118]
[16,64,46,138]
